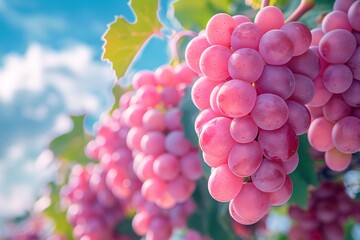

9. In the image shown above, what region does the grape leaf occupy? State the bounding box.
[43,182,74,240]
[49,115,92,164]
[174,0,232,30]
[102,0,162,81]
[179,85,200,147]
[289,134,319,208]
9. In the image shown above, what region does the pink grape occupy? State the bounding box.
[122,104,147,127]
[141,178,167,202]
[208,164,243,202]
[325,148,352,171]
[228,141,263,177]
[282,153,299,174]
[254,6,284,33]
[347,47,360,80]
[229,200,261,225]
[232,15,251,25]
[256,65,295,99]
[206,13,236,47]
[286,100,311,135]
[332,116,360,153]
[140,131,166,156]
[289,74,315,105]
[307,76,333,107]
[168,175,196,202]
[185,35,210,74]
[322,64,353,94]
[136,85,161,108]
[155,65,176,87]
[230,115,258,143]
[311,28,324,46]
[258,124,299,161]
[232,182,270,221]
[281,22,311,56]
[333,0,356,12]
[348,1,360,31]
[308,117,335,151]
[231,22,262,50]
[319,29,356,63]
[199,117,236,158]
[269,175,293,206]
[259,30,294,65]
[153,153,180,181]
[164,108,182,131]
[200,45,232,80]
[252,158,286,193]
[341,80,360,107]
[191,76,219,110]
[322,95,351,122]
[202,152,227,168]
[165,130,192,156]
[251,93,289,130]
[180,151,203,181]
[216,79,257,118]
[132,71,157,89]
[287,48,320,79]
[209,83,226,115]
[228,48,264,83]
[142,109,166,131]
[322,10,352,32]
[161,87,181,107]
[132,211,151,235]
[194,108,219,135]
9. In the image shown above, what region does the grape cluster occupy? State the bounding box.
[289,181,360,240]
[306,0,360,172]
[123,63,203,210]
[185,6,318,224]
[61,163,135,240]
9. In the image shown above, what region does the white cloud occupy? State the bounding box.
[0,43,115,218]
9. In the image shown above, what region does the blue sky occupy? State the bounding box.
[0,0,176,220]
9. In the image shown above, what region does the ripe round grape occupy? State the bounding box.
[254,6,284,33]
[322,64,353,94]
[200,45,232,80]
[191,76,219,110]
[289,74,315,105]
[206,13,236,47]
[322,10,352,32]
[231,22,262,50]
[308,117,335,151]
[230,115,258,143]
[332,116,360,154]
[348,1,360,31]
[185,35,210,74]
[281,22,312,56]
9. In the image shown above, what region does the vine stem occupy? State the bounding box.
[285,0,315,23]
[170,30,197,64]
[261,0,270,8]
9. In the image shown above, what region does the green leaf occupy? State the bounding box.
[174,0,232,30]
[179,85,200,147]
[344,218,357,240]
[43,182,74,240]
[102,0,162,81]
[49,115,92,164]
[289,135,319,208]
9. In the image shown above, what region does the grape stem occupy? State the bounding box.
[170,30,197,64]
[285,0,315,23]
[261,0,270,8]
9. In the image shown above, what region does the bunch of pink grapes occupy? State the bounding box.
[123,63,203,210]
[185,5,320,224]
[306,0,360,172]
[289,181,360,240]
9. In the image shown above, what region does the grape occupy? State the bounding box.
[256,65,295,99]
[254,6,284,33]
[185,35,210,73]
[322,64,353,93]
[140,131,166,156]
[165,130,192,156]
[142,109,166,131]
[251,93,289,130]
[319,29,356,63]
[136,85,161,108]
[259,30,294,65]
[155,65,177,87]
[251,158,286,192]
[232,182,270,221]
[341,80,360,107]
[269,175,293,206]
[228,141,263,177]
[230,115,258,143]
[307,76,333,107]
[281,22,311,56]
[231,22,262,50]
[209,83,226,115]
[332,116,360,153]
[168,175,196,202]
[202,152,227,168]
[232,14,251,25]
[194,108,219,135]
[228,48,264,82]
[322,10,352,32]
[308,117,335,151]
[153,153,180,181]
[161,86,181,107]
[123,104,147,127]
[180,151,203,181]
[258,124,299,161]
[191,76,219,110]
[208,164,244,202]
[348,1,360,31]
[216,79,257,117]
[200,45,232,80]
[229,200,261,225]
[347,47,360,80]
[132,211,151,236]
[164,108,182,131]
[289,74,315,105]
[315,201,338,223]
[311,28,324,46]
[287,48,320,79]
[322,95,351,122]
[199,117,237,158]
[206,13,236,47]
[286,100,311,135]
[333,0,356,12]
[132,71,157,89]
[281,153,299,174]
